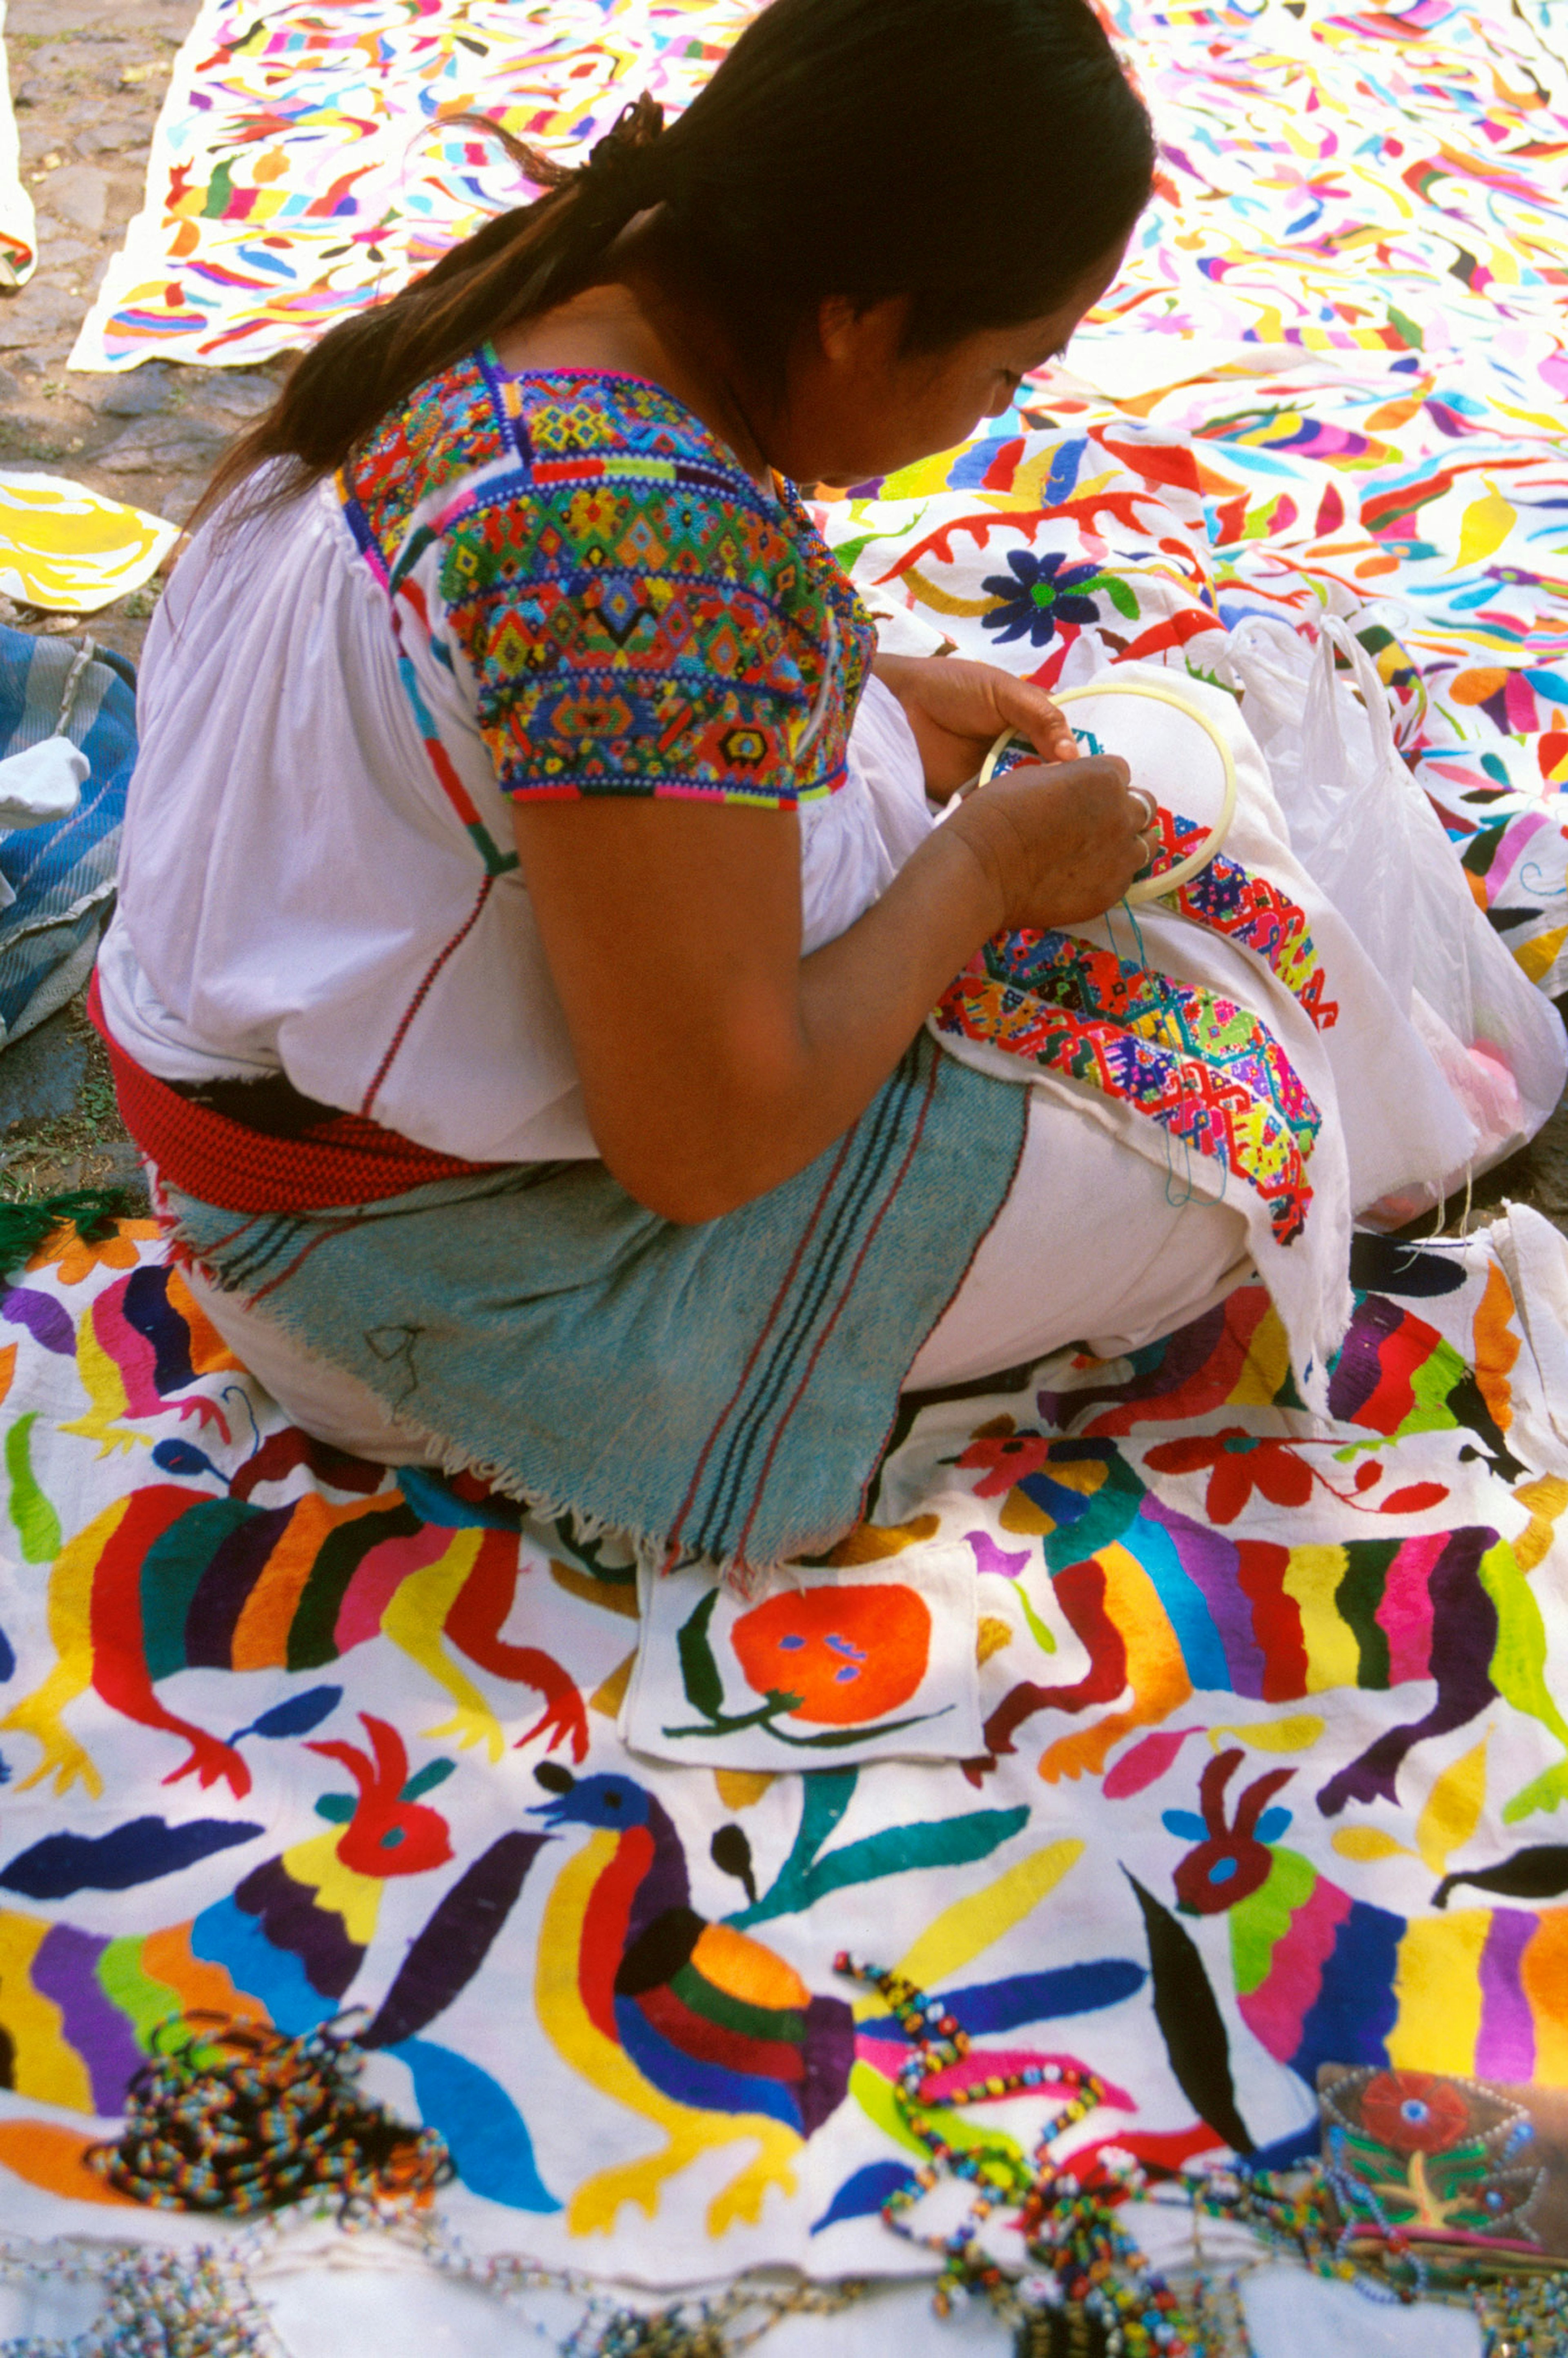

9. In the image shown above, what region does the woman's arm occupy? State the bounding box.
[512,751,1145,1223]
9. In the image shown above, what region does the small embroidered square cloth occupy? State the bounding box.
[619,1543,984,1770]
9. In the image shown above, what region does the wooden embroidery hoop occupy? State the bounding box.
[975,675,1239,906]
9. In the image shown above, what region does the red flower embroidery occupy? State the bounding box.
[1144,1428,1314,1524]
[730,1583,931,1726]
[1359,2072,1471,2156]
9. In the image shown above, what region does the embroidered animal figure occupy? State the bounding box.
[1223,1844,1568,2098]
[2,1468,588,1799]
[60,1265,243,1455]
[958,1423,1568,1822]
[1166,1750,1295,1915]
[0,1717,558,2214]
[1035,1262,1523,1479]
[530,1764,855,2238]
[1146,1752,1568,2104]
[0,1714,444,2118]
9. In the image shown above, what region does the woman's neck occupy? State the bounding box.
[491,221,779,494]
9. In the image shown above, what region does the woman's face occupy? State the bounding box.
[777,238,1128,487]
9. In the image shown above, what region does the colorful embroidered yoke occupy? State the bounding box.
[340,348,876,815]
[938,920,1321,1248]
[935,805,1339,1248]
[100,352,887,1168]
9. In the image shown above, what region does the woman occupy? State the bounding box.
[94,0,1474,1580]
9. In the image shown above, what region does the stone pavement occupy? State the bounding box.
[3,0,237,1203]
[2,0,270,662]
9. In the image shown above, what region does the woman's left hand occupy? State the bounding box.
[872,650,1078,800]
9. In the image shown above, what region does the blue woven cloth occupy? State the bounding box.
[0,624,137,1042]
[165,1034,1028,1579]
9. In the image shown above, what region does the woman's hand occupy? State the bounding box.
[514,745,1157,1221]
[872,649,1078,797]
[943,752,1156,932]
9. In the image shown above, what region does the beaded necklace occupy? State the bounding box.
[1188,2153,1568,2358]
[12,1999,1565,2358]
[834,1950,1198,2356]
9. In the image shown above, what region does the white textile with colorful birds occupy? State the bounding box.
[1,1193,1568,2309]
[19,0,1568,2336]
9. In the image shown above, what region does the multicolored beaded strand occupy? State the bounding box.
[1189,2156,1568,2358]
[85,2013,452,2218]
[835,1951,1203,2358]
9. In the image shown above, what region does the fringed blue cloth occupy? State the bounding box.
[0,624,137,1042]
[164,1034,1027,1581]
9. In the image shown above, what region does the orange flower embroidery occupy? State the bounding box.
[28,1219,159,1286]
[730,1584,931,1726]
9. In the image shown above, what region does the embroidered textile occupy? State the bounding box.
[1162,818,1341,1036]
[341,352,874,808]
[0,473,176,616]
[936,921,1320,1248]
[1,1206,1568,2317]
[68,0,1568,988]
[934,756,1337,1252]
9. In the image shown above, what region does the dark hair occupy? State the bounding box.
[203,0,1152,514]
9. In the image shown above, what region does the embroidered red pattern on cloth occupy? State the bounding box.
[937,936,1319,1247]
[1161,813,1341,1033]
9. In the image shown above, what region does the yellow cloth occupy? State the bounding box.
[0,472,176,612]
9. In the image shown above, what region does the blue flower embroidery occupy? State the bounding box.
[981,549,1106,647]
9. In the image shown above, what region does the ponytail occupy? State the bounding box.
[198,0,1153,524]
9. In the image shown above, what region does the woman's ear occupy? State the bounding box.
[813,292,911,372]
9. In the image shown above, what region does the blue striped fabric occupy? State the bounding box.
[162,1034,1028,1582]
[0,624,137,1042]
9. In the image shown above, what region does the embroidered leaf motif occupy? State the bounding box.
[229,1685,343,1744]
[1416,1736,1488,1874]
[676,1588,726,1720]
[6,1412,59,1566]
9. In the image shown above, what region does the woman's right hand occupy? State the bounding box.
[943,753,1156,932]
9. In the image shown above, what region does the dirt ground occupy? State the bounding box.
[3,0,1568,1239]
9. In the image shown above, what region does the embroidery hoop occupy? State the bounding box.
[975,676,1238,906]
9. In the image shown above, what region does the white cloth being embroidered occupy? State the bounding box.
[928,666,1482,1408]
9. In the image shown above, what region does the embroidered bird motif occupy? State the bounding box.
[0,1715,560,2216]
[530,1764,854,2237]
[2,1465,587,1800]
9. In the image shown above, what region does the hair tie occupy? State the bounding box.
[580,94,666,203]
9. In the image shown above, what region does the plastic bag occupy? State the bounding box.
[1217,611,1566,1195]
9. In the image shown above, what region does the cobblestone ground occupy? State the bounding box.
[2,0,1567,1237]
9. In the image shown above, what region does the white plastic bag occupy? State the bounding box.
[0,733,87,829]
[1217,610,1567,1194]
